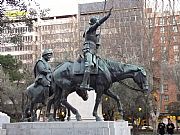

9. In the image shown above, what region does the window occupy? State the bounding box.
[162,46,167,53]
[173,45,179,53]
[131,16,136,21]
[170,17,176,25]
[7,0,15,4]
[164,105,168,112]
[152,56,155,61]
[152,48,154,53]
[164,95,169,101]
[35,27,38,32]
[28,27,33,32]
[149,18,153,27]
[174,54,179,62]
[172,18,176,25]
[173,36,177,42]
[162,46,167,61]
[35,36,38,41]
[160,27,165,33]
[177,94,180,101]
[160,36,165,43]
[173,26,178,32]
[159,18,164,25]
[164,84,168,91]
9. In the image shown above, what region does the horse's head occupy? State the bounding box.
[133,70,149,92]
[76,89,88,101]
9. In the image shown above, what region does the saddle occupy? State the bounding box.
[73,56,112,83]
[73,55,98,75]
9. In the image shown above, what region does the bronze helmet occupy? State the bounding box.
[42,49,52,56]
[89,17,98,25]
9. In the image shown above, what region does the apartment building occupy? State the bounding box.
[35,15,78,66]
[147,10,180,114]
[0,20,36,65]
[0,14,78,69]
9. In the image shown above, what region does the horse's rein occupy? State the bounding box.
[119,81,145,93]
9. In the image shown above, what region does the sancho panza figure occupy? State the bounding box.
[34,49,53,104]
[80,8,113,90]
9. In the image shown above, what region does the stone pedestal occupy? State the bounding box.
[67,91,103,121]
[0,112,10,135]
[0,128,6,135]
[3,121,131,135]
[0,112,10,127]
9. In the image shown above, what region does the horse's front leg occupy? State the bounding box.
[105,89,123,119]
[93,92,103,121]
[22,104,30,121]
[30,102,36,122]
[67,108,71,121]
[61,97,81,121]
[46,98,55,121]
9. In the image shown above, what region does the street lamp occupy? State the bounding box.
[105,97,109,101]
[138,107,142,125]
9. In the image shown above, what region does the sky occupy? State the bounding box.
[36,0,104,16]
[36,0,180,16]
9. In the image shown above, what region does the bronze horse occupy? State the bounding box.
[48,58,149,121]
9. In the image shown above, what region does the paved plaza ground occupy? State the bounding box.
[132,131,180,135]
[134,132,180,135]
[136,132,180,135]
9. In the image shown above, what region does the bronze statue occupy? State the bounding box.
[34,49,53,104]
[48,58,149,121]
[80,8,113,90]
[22,49,53,122]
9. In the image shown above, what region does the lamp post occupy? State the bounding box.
[138,107,142,126]
[139,107,142,112]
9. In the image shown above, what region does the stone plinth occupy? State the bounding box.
[0,112,10,127]
[0,112,10,135]
[3,121,131,135]
[0,128,6,135]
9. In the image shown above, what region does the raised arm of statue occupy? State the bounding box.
[89,7,113,31]
[98,7,113,25]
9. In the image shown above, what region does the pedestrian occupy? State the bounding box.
[166,118,175,135]
[158,119,166,135]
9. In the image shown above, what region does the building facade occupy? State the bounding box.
[147,10,180,114]
[36,15,78,66]
[0,14,78,69]
[0,20,36,66]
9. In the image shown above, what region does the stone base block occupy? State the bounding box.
[3,121,131,135]
[0,128,6,135]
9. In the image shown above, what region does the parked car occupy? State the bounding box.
[141,126,153,130]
